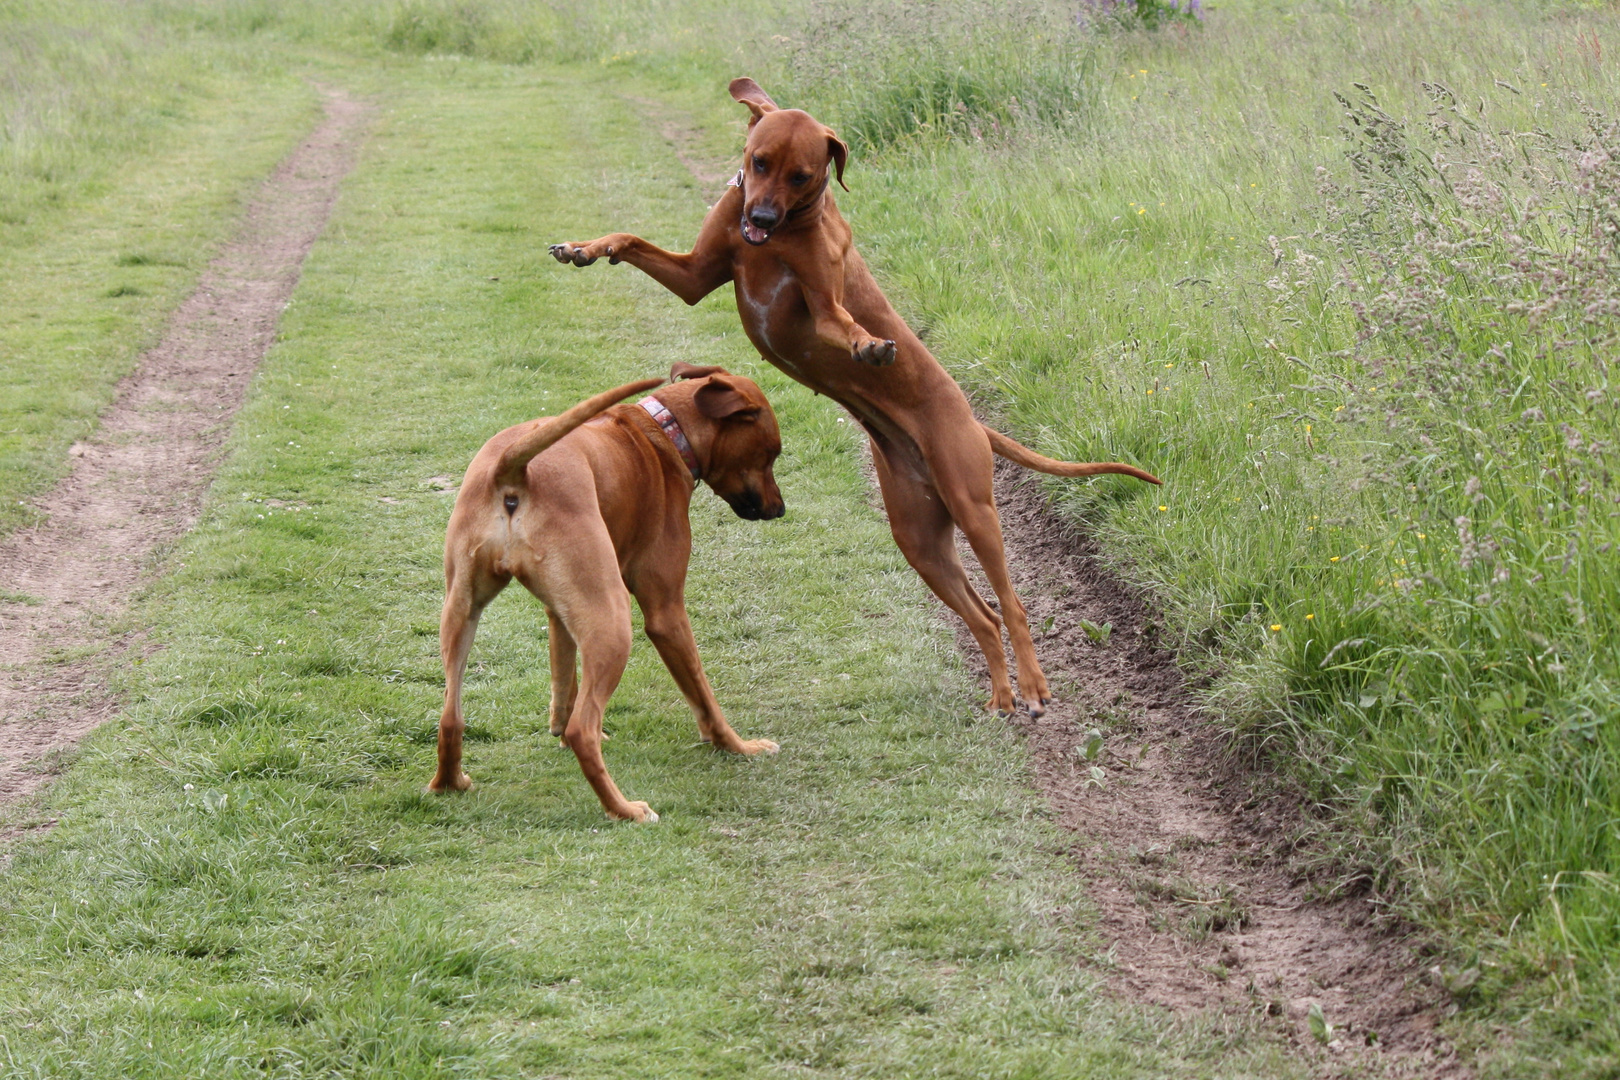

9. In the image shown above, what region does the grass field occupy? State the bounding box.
[4,0,1620,1075]
[0,47,1320,1080]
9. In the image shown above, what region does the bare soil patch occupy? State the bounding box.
[0,90,370,804]
[960,462,1469,1076]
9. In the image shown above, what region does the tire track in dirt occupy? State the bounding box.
[637,98,1472,1077]
[956,464,1468,1077]
[0,89,370,805]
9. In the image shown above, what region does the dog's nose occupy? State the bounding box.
[748,205,779,230]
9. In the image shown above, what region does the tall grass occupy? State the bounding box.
[768,0,1620,1060]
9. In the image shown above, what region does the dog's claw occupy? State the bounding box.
[549,243,598,267]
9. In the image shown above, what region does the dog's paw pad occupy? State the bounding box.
[853,339,897,366]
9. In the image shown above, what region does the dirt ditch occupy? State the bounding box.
[956,463,1469,1076]
[0,89,370,805]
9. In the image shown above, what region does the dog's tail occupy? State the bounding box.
[982,425,1162,485]
[495,377,666,488]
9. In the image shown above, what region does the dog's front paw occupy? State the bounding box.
[549,242,606,267]
[613,801,659,824]
[852,337,897,366]
[735,738,780,756]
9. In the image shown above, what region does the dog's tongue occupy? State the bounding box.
[741,218,770,245]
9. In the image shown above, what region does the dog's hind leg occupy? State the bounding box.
[871,442,1018,715]
[927,437,1051,717]
[555,590,658,823]
[546,609,578,739]
[430,560,508,793]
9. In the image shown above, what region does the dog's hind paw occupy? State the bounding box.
[614,801,659,824]
[852,337,897,366]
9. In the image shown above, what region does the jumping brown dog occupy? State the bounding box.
[549,78,1161,717]
[430,365,784,822]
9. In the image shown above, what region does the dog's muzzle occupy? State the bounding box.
[741,206,778,246]
[728,491,784,520]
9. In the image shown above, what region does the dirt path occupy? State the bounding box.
[0,90,369,805]
[636,98,1471,1077]
[960,465,1467,1077]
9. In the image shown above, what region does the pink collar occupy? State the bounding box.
[638,396,701,481]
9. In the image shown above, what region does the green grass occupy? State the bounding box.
[9,0,1620,1074]
[0,56,1322,1079]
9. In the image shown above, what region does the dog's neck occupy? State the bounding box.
[637,396,702,481]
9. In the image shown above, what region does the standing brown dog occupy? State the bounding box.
[430,365,784,823]
[550,78,1161,718]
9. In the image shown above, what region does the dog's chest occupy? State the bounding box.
[733,268,805,365]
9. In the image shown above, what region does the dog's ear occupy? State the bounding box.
[695,375,760,420]
[729,77,779,128]
[670,362,728,382]
[825,130,849,191]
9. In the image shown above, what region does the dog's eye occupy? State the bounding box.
[752,156,767,174]
[789,172,810,187]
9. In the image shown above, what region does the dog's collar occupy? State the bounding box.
[638,396,701,481]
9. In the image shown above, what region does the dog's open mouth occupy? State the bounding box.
[740,216,771,246]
